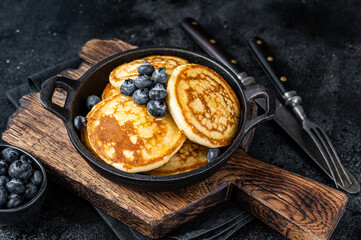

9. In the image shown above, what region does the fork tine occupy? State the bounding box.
[316,127,352,184]
[313,127,345,186]
[307,127,339,187]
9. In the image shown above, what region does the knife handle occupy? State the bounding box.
[248,37,293,96]
[180,17,246,76]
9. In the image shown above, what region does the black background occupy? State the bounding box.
[1,0,361,239]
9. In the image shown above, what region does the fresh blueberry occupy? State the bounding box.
[132,88,150,105]
[150,81,167,90]
[0,187,7,207]
[24,183,38,200]
[137,61,155,76]
[30,170,43,186]
[0,160,7,175]
[149,83,168,100]
[147,100,168,117]
[19,154,34,168]
[6,193,23,208]
[86,95,101,110]
[27,159,33,167]
[120,79,137,96]
[152,67,168,83]
[19,154,29,162]
[207,148,221,163]
[2,148,19,165]
[8,160,33,181]
[134,74,152,88]
[6,179,25,194]
[0,175,9,187]
[74,116,87,132]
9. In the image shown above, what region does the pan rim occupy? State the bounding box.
[63,47,248,185]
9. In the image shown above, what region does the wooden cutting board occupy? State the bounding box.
[2,39,347,240]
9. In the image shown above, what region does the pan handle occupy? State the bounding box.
[40,76,80,122]
[241,84,276,135]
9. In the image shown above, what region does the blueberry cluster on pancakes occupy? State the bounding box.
[109,55,189,89]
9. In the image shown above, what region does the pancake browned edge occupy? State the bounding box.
[167,64,241,148]
[86,94,186,173]
[81,127,100,159]
[146,139,208,175]
[109,55,189,89]
[102,83,119,100]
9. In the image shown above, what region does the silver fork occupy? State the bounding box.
[287,91,358,191]
[249,36,360,192]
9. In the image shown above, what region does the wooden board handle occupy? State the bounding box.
[228,151,347,240]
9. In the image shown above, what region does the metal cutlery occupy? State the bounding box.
[248,36,359,192]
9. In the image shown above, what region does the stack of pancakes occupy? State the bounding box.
[82,55,241,175]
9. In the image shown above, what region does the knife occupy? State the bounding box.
[180,17,360,193]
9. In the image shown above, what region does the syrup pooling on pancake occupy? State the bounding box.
[146,139,208,175]
[86,94,186,173]
[109,55,188,89]
[168,64,241,148]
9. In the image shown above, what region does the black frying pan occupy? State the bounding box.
[39,47,275,191]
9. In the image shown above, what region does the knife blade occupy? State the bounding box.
[180,17,360,193]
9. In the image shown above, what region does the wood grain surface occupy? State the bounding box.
[2,39,347,239]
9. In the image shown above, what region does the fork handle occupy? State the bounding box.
[248,37,306,120]
[248,37,293,96]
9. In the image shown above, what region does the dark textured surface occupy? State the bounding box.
[0,0,360,239]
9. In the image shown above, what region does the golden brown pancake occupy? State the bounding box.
[145,139,208,175]
[81,127,100,158]
[102,83,119,100]
[86,94,186,173]
[109,55,188,89]
[167,64,241,148]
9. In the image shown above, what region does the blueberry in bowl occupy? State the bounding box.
[0,144,47,226]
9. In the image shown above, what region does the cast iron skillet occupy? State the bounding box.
[39,47,275,191]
